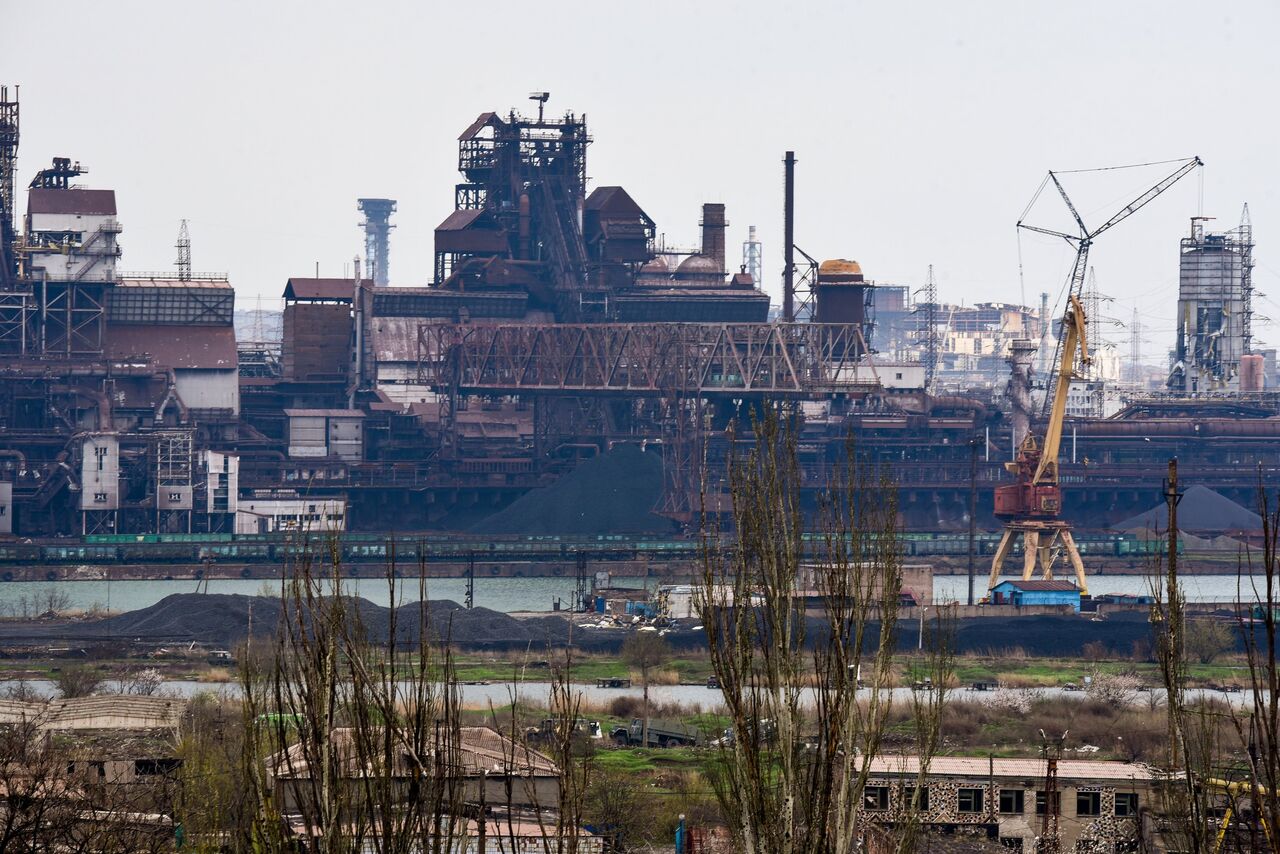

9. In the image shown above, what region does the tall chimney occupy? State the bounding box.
[700,203,726,275]
[783,151,796,322]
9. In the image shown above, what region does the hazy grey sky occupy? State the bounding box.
[5,0,1277,355]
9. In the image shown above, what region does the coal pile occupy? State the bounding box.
[5,593,648,651]
[472,445,674,535]
[1114,485,1262,533]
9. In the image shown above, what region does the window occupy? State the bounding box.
[999,789,1025,814]
[1076,791,1102,817]
[999,839,1024,851]
[895,372,904,380]
[863,785,890,811]
[1035,791,1060,815]
[168,492,182,502]
[1115,793,1139,817]
[957,787,984,814]
[134,758,181,776]
[903,785,929,811]
[93,492,108,503]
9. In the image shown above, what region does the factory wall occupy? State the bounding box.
[175,369,239,413]
[283,303,352,381]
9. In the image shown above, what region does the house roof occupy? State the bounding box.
[992,580,1080,593]
[105,323,238,370]
[28,187,117,216]
[865,755,1161,783]
[283,278,356,302]
[0,695,185,731]
[270,725,558,780]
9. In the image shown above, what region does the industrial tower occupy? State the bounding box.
[357,198,396,286]
[742,225,762,288]
[0,86,18,291]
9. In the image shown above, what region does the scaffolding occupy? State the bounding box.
[155,431,194,533]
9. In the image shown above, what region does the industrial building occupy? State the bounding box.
[1,88,1279,559]
[1170,211,1256,393]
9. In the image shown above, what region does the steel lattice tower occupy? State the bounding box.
[175,220,191,281]
[913,265,939,390]
[358,198,396,286]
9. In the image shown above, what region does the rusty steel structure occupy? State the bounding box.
[418,322,877,397]
[5,92,1280,548]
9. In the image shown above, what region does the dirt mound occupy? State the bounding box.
[1114,485,1262,533]
[471,445,674,535]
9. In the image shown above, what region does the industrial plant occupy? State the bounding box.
[0,87,1273,594]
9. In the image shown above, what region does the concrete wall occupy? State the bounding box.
[860,776,1150,851]
[235,498,346,534]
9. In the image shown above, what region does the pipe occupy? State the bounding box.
[0,449,27,473]
[152,369,190,424]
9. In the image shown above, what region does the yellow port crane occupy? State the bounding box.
[987,157,1202,598]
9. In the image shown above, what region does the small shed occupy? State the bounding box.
[989,579,1081,612]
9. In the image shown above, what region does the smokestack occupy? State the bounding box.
[700,203,726,275]
[783,151,796,322]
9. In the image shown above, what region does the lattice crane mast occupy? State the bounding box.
[987,157,1201,597]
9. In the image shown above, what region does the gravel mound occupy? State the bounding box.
[471,445,674,535]
[1114,485,1262,533]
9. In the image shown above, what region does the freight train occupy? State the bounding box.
[0,530,1178,576]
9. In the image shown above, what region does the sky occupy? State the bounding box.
[4,0,1278,358]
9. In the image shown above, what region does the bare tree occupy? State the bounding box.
[237,537,472,854]
[698,411,946,854]
[620,631,670,748]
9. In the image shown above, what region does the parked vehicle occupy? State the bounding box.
[610,718,700,748]
[528,717,602,744]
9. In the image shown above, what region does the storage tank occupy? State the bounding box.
[1240,353,1265,390]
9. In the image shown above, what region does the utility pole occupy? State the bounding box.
[1039,729,1067,853]
[967,433,979,606]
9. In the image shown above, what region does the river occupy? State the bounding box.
[0,573,1269,616]
[0,678,1255,712]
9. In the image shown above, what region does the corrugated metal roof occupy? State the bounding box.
[585,186,647,217]
[283,409,364,418]
[117,277,232,290]
[865,755,1160,782]
[28,187,117,216]
[993,580,1079,592]
[435,209,488,231]
[283,278,355,301]
[458,111,500,141]
[105,323,237,369]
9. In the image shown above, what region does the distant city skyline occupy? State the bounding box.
[5,0,1276,359]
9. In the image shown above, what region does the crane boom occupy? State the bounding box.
[1033,294,1089,485]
